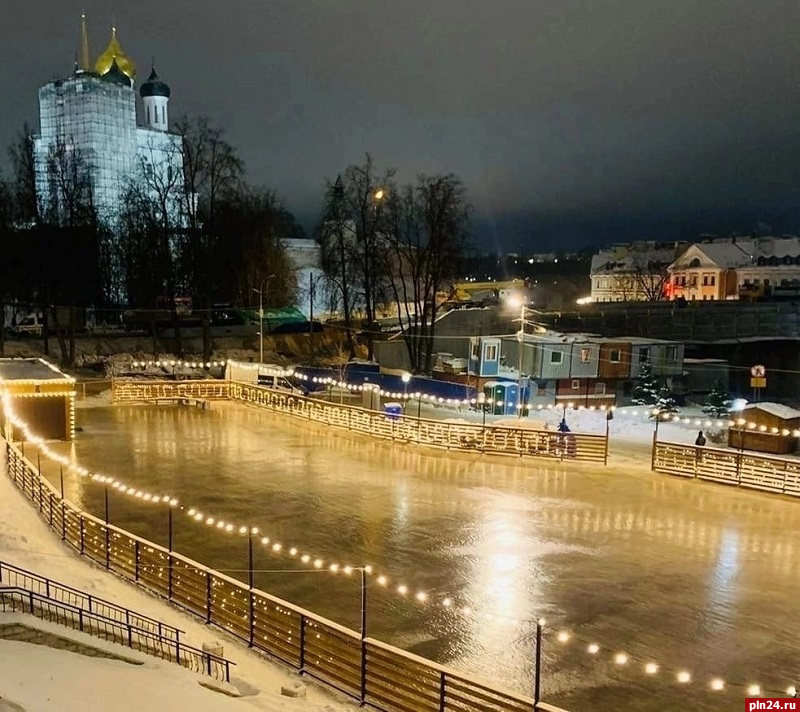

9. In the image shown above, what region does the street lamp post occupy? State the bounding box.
[507,297,527,419]
[401,372,411,400]
[650,408,661,471]
[252,284,264,366]
[478,392,487,427]
[359,566,368,704]
[252,274,276,367]
[534,618,544,704]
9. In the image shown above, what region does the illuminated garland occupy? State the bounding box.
[3,397,796,699]
[126,361,799,436]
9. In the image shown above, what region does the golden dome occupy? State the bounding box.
[94,27,136,80]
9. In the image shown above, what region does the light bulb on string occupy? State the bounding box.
[7,399,789,697]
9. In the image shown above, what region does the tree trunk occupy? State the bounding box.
[49,306,69,365]
[42,307,49,356]
[149,315,158,360]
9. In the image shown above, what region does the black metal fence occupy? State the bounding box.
[0,559,182,641]
[4,439,566,712]
[0,586,230,680]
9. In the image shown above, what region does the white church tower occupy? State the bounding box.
[140,67,171,131]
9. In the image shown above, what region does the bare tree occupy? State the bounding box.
[174,115,244,361]
[383,174,470,373]
[214,186,298,307]
[131,135,187,354]
[317,177,358,359]
[7,123,39,226]
[316,156,394,360]
[630,253,671,301]
[32,140,101,365]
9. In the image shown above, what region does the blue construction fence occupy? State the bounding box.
[292,364,478,402]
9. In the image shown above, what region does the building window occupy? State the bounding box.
[710,275,716,286]
[550,351,563,364]
[484,344,497,361]
[702,275,708,286]
[572,379,580,390]
[471,341,480,359]
[610,349,621,363]
[595,382,606,395]
[666,346,677,361]
[537,382,547,396]
[640,348,650,363]
[580,348,591,363]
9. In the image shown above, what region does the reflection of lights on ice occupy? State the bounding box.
[490,552,519,574]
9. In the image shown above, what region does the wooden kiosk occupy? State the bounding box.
[727,402,800,455]
[0,358,75,441]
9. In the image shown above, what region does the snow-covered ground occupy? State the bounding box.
[416,399,727,447]
[0,444,357,711]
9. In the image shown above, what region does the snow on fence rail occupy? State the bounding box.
[0,560,182,641]
[111,378,609,464]
[0,586,226,679]
[653,441,800,497]
[3,439,565,712]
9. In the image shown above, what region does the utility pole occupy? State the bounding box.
[516,304,525,418]
[309,273,315,361]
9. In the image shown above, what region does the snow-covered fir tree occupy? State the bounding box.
[632,360,660,406]
[702,380,732,417]
[655,386,679,415]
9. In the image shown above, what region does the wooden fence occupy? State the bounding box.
[4,439,568,712]
[111,379,609,464]
[653,441,800,497]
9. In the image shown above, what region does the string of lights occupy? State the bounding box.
[547,626,797,699]
[3,398,795,699]
[126,362,796,436]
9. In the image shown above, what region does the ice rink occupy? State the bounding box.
[32,401,800,711]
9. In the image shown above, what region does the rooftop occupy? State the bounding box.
[743,402,800,420]
[0,359,73,383]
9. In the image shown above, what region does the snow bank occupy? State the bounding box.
[0,450,356,711]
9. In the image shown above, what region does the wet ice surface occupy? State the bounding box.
[37,402,800,711]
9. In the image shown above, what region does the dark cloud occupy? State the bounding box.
[4,1,800,249]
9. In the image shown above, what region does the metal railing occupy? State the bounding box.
[653,441,800,497]
[0,585,232,681]
[112,379,609,464]
[3,438,561,712]
[0,560,182,641]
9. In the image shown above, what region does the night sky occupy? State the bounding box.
[4,1,800,251]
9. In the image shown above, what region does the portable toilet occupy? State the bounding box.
[362,385,381,411]
[384,402,403,420]
[484,381,519,416]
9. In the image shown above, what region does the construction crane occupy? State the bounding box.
[446,279,527,306]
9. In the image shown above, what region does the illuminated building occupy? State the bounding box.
[32,16,182,226]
